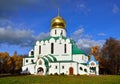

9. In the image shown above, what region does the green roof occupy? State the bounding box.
[49,54,57,62]
[41,58,49,67]
[80,63,87,66]
[72,45,87,55]
[25,55,34,58]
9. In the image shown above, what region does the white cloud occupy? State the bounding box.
[112,4,119,14]
[76,38,104,49]
[0,26,34,46]
[97,33,106,36]
[71,28,105,53]
[0,24,50,47]
[73,27,84,35]
[35,32,49,40]
[76,2,91,15]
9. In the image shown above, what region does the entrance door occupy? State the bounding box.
[37,67,44,75]
[69,67,74,75]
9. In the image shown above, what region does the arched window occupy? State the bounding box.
[64,44,67,53]
[84,69,87,72]
[39,46,41,54]
[51,43,54,54]
[31,51,34,55]
[39,60,42,65]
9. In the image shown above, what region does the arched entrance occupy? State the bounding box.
[69,67,74,75]
[90,67,96,73]
[37,67,44,75]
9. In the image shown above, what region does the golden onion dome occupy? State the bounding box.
[51,15,66,29]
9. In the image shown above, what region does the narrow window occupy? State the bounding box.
[31,59,34,63]
[61,30,63,35]
[39,46,41,54]
[55,30,57,34]
[62,66,64,69]
[31,51,34,55]
[51,43,54,54]
[55,66,57,69]
[64,44,67,53]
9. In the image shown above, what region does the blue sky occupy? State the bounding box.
[0,0,120,56]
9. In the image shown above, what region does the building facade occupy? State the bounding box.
[22,13,99,75]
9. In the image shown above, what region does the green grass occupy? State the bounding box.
[0,75,120,84]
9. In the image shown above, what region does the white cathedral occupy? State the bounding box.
[22,12,99,75]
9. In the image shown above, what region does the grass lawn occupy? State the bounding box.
[0,75,120,84]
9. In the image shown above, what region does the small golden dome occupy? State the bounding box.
[51,15,66,29]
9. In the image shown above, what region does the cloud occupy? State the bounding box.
[112,4,119,14]
[0,21,50,47]
[75,2,91,15]
[71,28,105,54]
[73,27,84,36]
[97,33,106,36]
[35,32,49,40]
[0,26,34,46]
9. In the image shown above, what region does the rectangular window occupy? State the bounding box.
[55,66,57,69]
[64,44,67,53]
[39,46,41,54]
[62,66,64,69]
[51,43,54,54]
[55,30,57,34]
[31,59,34,63]
[61,30,63,35]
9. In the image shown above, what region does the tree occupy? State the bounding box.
[0,52,12,73]
[101,37,120,74]
[11,51,23,73]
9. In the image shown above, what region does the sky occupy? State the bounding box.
[0,0,120,56]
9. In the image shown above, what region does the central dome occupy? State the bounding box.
[51,15,66,29]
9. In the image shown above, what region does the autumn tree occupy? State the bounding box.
[101,37,120,74]
[91,46,101,61]
[0,52,12,73]
[11,51,23,73]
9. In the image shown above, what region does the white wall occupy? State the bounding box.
[49,62,78,75]
[34,37,72,61]
[22,64,35,74]
[24,58,35,65]
[50,28,66,37]
[78,63,89,75]
[73,54,88,63]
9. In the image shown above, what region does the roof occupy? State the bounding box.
[72,44,87,56]
[80,63,87,66]
[87,55,99,65]
[24,55,34,58]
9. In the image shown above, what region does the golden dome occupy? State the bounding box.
[51,15,66,29]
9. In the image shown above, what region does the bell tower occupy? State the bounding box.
[50,8,66,37]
